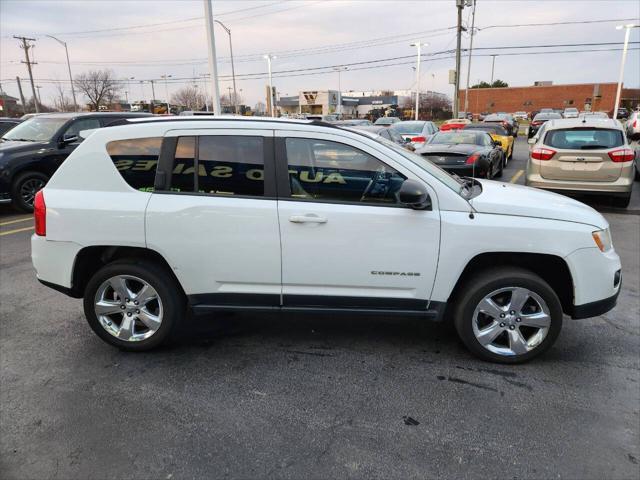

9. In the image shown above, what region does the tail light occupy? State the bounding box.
[531,121,542,126]
[531,148,556,161]
[633,119,637,128]
[34,190,46,236]
[466,153,480,164]
[608,148,635,163]
[502,121,509,127]
[411,136,426,143]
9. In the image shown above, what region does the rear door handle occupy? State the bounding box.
[289,214,328,224]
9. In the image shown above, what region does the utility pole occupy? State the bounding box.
[463,0,476,116]
[14,36,39,113]
[149,80,156,101]
[203,0,222,115]
[45,35,77,112]
[490,55,497,84]
[15,76,27,114]
[161,74,172,114]
[453,0,465,118]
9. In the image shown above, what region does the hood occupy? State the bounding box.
[470,179,608,229]
[417,143,480,156]
[0,140,47,154]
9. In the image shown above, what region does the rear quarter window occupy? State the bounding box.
[544,129,624,150]
[106,137,162,191]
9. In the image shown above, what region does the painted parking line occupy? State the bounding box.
[510,170,524,184]
[0,225,34,237]
[0,216,32,226]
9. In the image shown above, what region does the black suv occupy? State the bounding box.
[0,112,151,211]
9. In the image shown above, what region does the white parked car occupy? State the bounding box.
[31,118,621,363]
[514,111,528,121]
[563,107,579,119]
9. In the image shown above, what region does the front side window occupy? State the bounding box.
[168,135,265,197]
[107,137,162,191]
[63,118,102,139]
[285,138,406,204]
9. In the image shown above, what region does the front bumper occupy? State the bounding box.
[565,246,622,318]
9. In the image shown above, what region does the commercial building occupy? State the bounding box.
[277,89,449,118]
[458,82,640,115]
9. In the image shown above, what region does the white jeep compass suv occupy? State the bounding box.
[31,117,621,363]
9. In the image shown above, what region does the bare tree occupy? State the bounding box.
[53,82,74,112]
[74,69,120,111]
[170,85,209,111]
[220,92,244,108]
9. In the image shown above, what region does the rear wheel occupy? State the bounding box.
[11,171,48,212]
[453,267,563,363]
[612,193,631,208]
[83,260,186,351]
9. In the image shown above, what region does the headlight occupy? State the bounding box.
[592,228,612,252]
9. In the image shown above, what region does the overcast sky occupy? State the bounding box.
[1,0,639,109]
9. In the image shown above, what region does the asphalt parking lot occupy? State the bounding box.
[1,137,639,479]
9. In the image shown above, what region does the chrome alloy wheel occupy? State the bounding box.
[94,275,163,342]
[471,287,551,357]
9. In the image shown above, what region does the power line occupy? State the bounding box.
[4,45,637,86]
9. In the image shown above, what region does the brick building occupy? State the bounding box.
[458,82,640,116]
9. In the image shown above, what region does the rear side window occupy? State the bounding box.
[168,135,265,197]
[544,129,624,150]
[107,137,162,191]
[284,138,406,205]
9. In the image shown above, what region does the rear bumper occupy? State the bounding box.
[439,164,489,177]
[31,235,83,292]
[525,172,634,195]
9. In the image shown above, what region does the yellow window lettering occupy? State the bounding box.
[246,169,264,181]
[173,163,184,174]
[300,171,324,183]
[131,160,158,171]
[114,160,133,171]
[198,163,207,176]
[323,172,346,184]
[182,166,195,175]
[288,169,299,177]
[211,165,233,178]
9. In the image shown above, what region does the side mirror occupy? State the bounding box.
[61,134,78,145]
[399,179,431,210]
[493,140,502,147]
[527,137,536,145]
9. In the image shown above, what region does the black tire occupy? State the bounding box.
[612,193,631,208]
[11,171,49,212]
[83,259,186,351]
[453,267,563,364]
[494,155,504,178]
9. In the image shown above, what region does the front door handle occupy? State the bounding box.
[289,214,328,224]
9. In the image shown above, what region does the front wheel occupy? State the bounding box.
[11,171,49,212]
[453,267,563,363]
[83,260,186,351]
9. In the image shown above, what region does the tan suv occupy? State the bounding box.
[525,118,635,207]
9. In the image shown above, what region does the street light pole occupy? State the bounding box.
[410,42,429,120]
[490,55,496,84]
[46,35,78,112]
[463,0,476,117]
[613,24,639,118]
[264,54,276,117]
[161,74,172,114]
[333,66,347,117]
[213,20,238,114]
[203,0,222,115]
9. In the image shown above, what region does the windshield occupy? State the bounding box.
[2,117,68,142]
[429,131,488,146]
[368,133,464,195]
[392,121,425,134]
